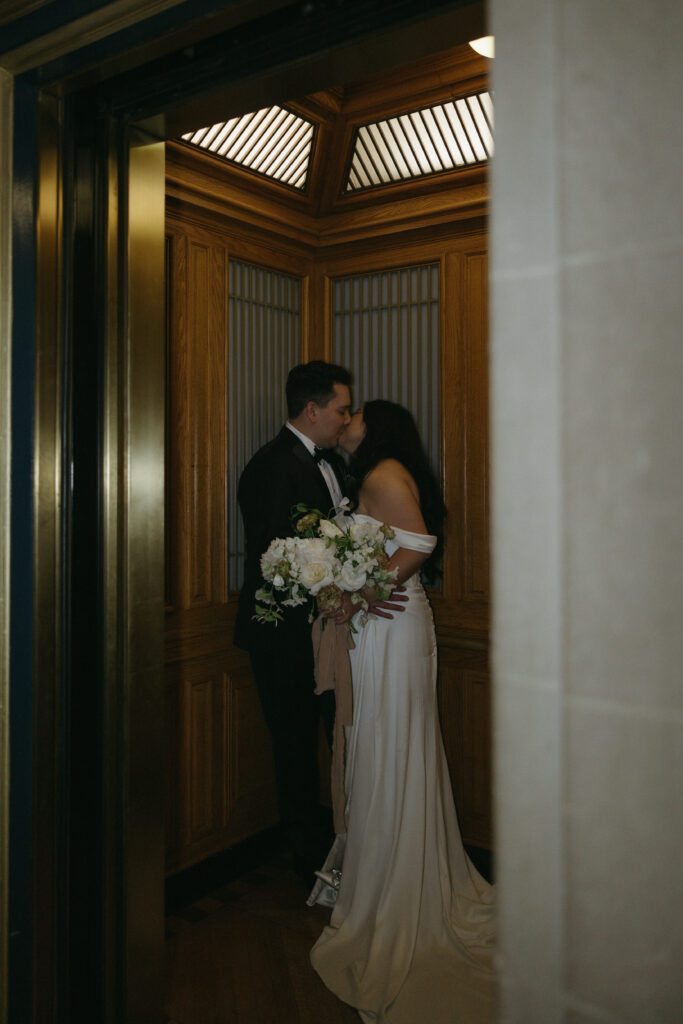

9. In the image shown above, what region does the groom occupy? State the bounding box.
[234,361,353,883]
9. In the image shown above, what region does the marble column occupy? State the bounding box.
[490,2,683,1021]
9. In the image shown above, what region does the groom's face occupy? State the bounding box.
[310,383,352,448]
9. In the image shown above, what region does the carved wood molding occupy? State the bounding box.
[164,39,490,249]
[167,142,488,251]
[339,46,487,118]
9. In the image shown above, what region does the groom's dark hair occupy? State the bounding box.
[286,360,352,418]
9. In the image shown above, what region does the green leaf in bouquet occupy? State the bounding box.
[253,605,284,625]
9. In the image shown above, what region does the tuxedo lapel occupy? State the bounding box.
[327,451,352,499]
[287,432,337,510]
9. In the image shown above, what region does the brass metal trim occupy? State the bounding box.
[0,62,12,1024]
[122,128,166,1020]
[0,0,188,74]
[33,88,63,1023]
[0,2,52,29]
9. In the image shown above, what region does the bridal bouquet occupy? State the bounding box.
[253,501,397,628]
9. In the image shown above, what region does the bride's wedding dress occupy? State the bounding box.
[308,516,496,1023]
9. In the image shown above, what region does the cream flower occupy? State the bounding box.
[297,537,336,566]
[339,561,367,592]
[319,518,344,539]
[300,561,336,595]
[349,520,383,544]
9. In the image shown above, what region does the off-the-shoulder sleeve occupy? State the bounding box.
[391,527,437,554]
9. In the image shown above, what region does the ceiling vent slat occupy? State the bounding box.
[354,133,382,188]
[367,122,401,181]
[256,115,299,176]
[456,97,487,162]
[210,120,237,155]
[214,117,245,157]
[248,108,291,172]
[345,89,493,194]
[181,104,315,191]
[259,115,303,176]
[421,107,451,170]
[398,114,432,175]
[412,109,442,173]
[358,127,392,185]
[265,122,311,180]
[377,119,411,179]
[436,104,467,166]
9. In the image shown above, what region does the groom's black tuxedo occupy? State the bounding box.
[234,426,349,880]
[234,426,348,650]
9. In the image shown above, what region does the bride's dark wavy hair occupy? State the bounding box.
[349,399,446,582]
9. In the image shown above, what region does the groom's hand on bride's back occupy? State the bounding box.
[327,586,409,624]
[367,585,408,619]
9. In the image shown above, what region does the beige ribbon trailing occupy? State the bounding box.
[311,616,355,835]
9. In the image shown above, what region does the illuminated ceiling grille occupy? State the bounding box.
[345,90,493,192]
[181,105,315,190]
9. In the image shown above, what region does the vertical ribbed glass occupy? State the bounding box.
[228,260,301,591]
[332,263,441,477]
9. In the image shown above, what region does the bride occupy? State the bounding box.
[308,400,496,1024]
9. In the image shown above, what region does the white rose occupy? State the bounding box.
[339,561,367,592]
[300,561,335,595]
[319,519,344,539]
[297,537,336,567]
[349,521,382,544]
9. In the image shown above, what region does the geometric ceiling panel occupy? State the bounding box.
[345,90,493,192]
[181,105,315,191]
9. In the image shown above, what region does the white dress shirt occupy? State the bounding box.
[285,422,343,508]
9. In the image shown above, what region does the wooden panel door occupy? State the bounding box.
[438,646,492,849]
[164,221,280,874]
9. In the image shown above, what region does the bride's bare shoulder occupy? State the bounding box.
[364,459,418,494]
[360,460,425,530]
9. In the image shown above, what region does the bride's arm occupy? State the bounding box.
[331,461,432,623]
[361,460,432,592]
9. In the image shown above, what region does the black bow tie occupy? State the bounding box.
[313,447,328,464]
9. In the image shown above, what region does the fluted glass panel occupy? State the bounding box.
[228,260,301,591]
[332,263,441,479]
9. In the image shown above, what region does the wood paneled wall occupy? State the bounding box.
[165,144,492,873]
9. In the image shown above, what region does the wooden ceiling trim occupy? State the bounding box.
[314,183,488,246]
[172,44,490,217]
[167,43,490,249]
[338,47,488,117]
[166,196,316,266]
[166,141,314,209]
[165,159,320,252]
[167,142,486,252]
[313,111,349,215]
[317,229,487,278]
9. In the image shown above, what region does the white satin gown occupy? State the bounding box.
[308,516,496,1023]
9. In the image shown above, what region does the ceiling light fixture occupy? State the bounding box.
[469,35,495,58]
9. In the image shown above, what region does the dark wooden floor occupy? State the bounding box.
[165,857,360,1024]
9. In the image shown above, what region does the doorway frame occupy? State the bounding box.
[1,3,488,1020]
